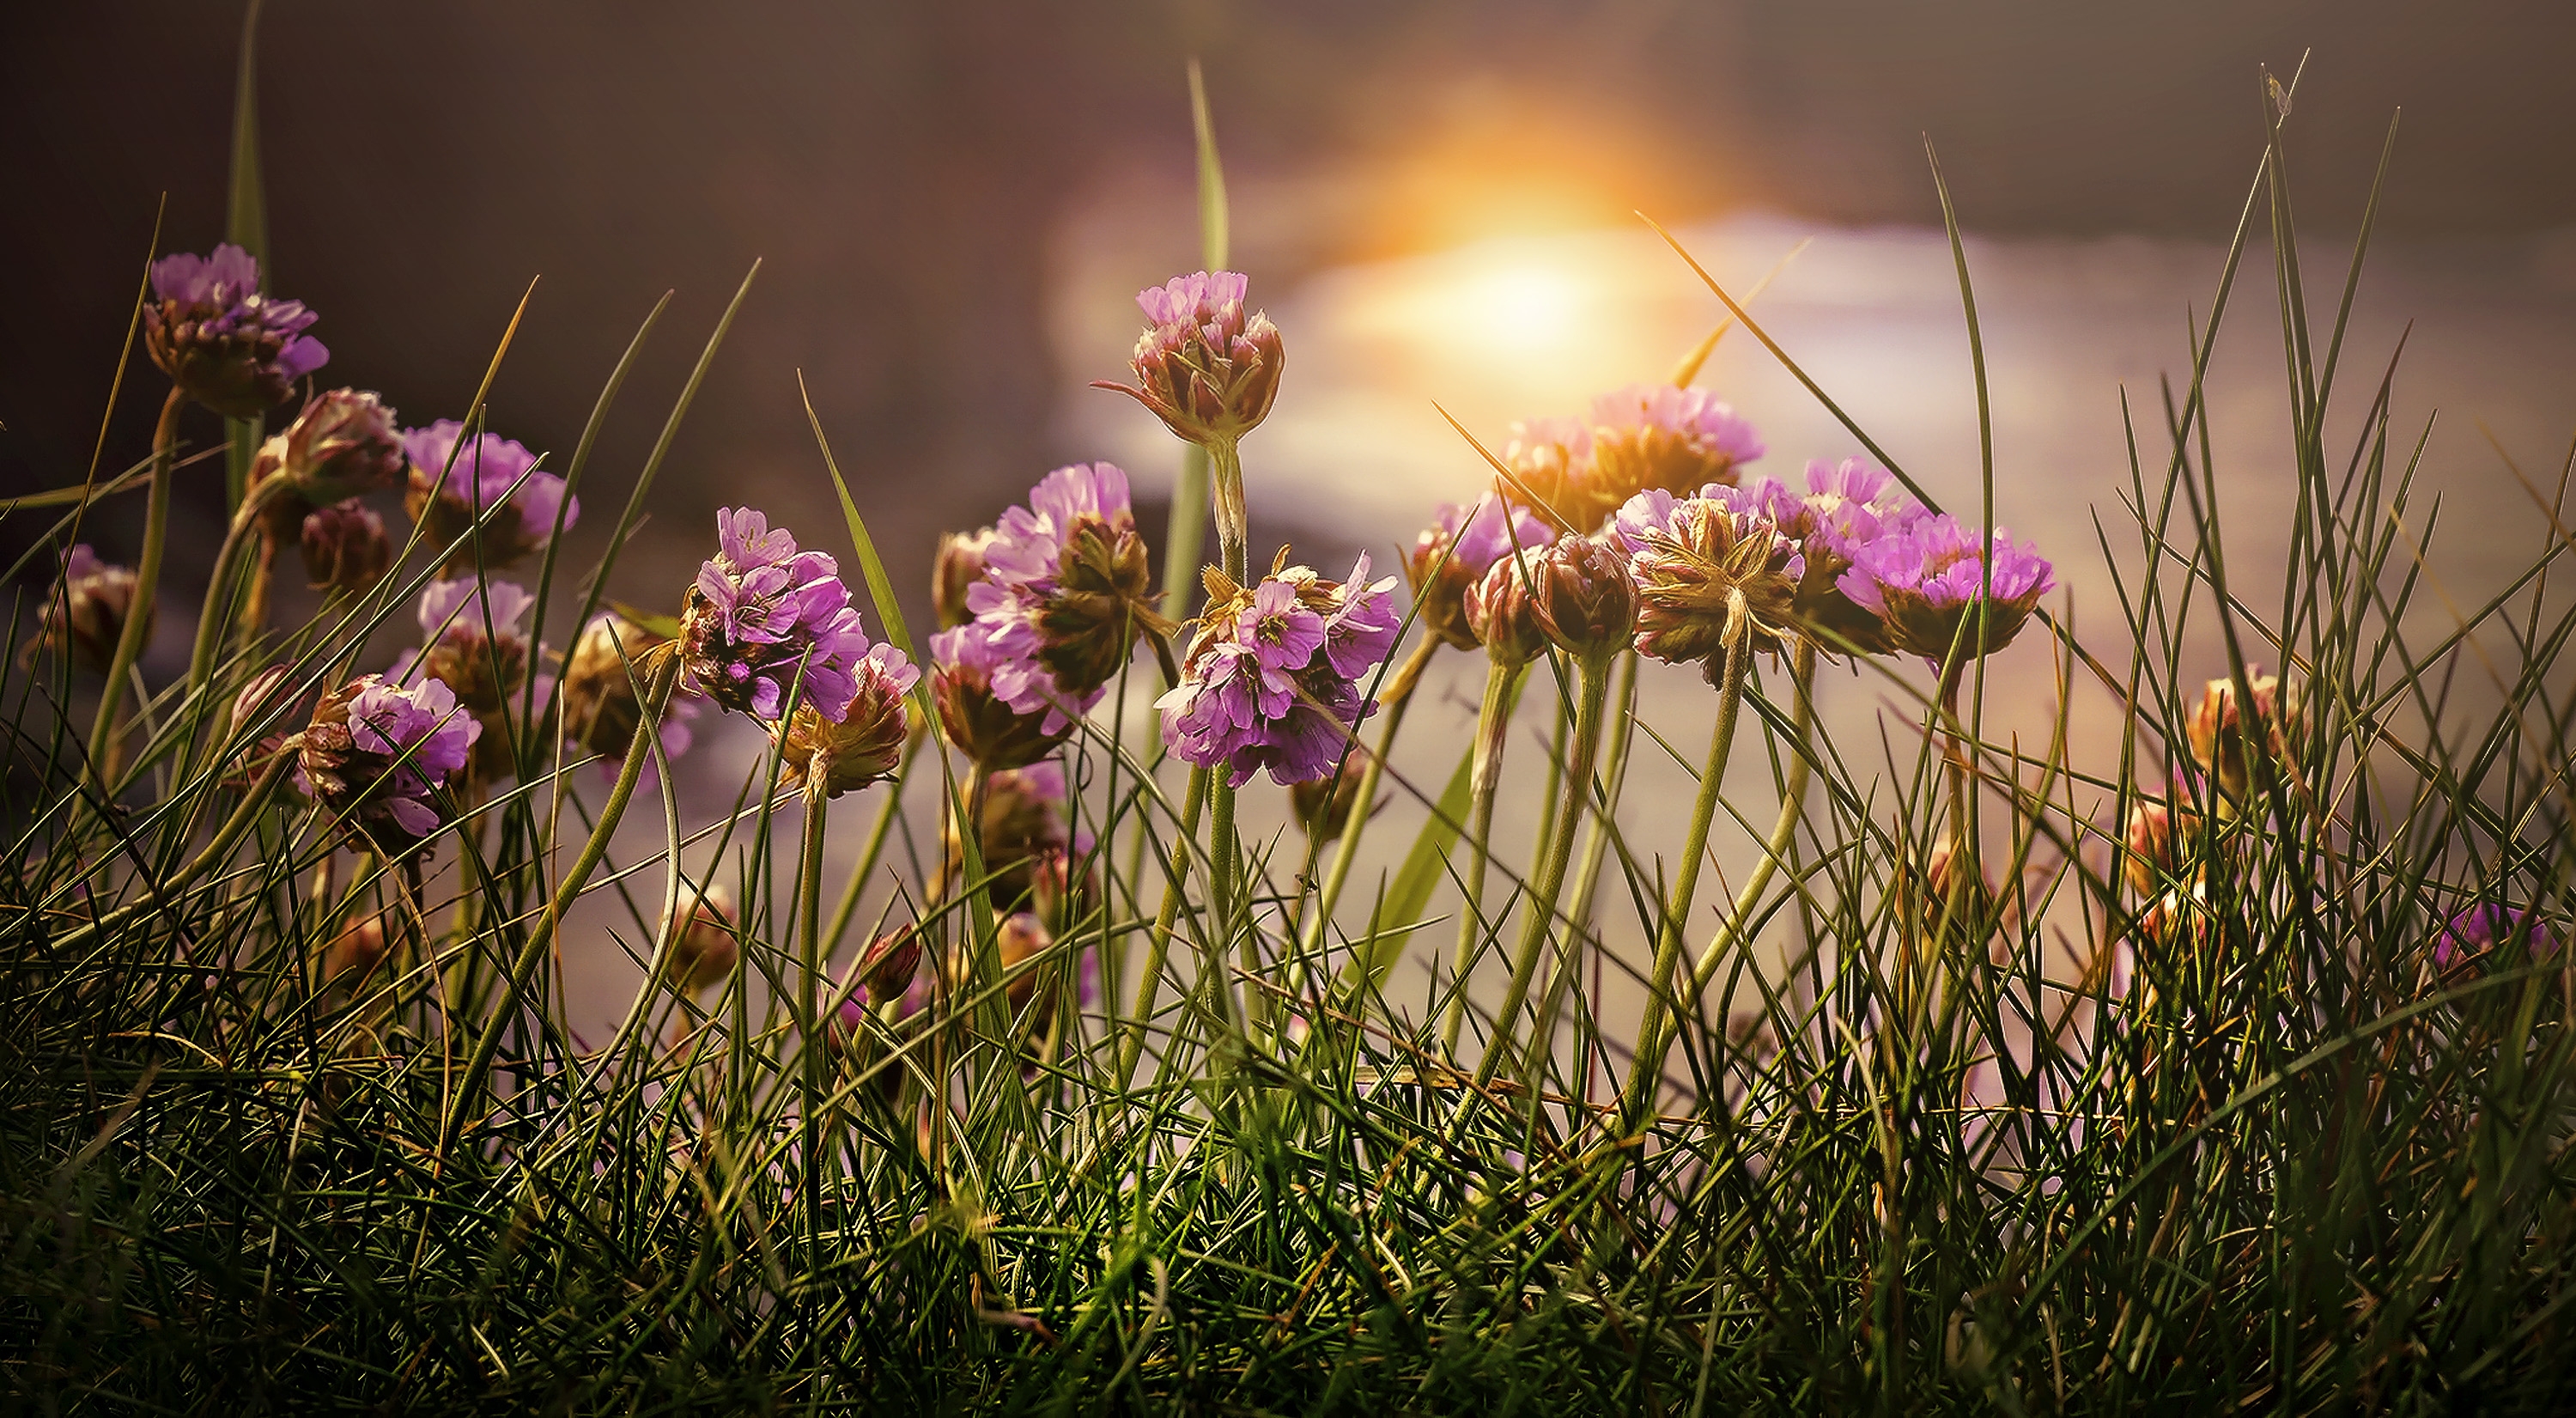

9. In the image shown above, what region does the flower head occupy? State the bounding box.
[1097,271,1285,447]
[1157,551,1398,787]
[931,624,1073,770]
[1406,493,1553,651]
[143,244,328,417]
[959,463,1168,730]
[1527,533,1638,665]
[777,644,918,798]
[398,578,536,715]
[401,420,578,573]
[2184,669,2300,802]
[295,674,480,849]
[299,500,392,595]
[269,388,405,506]
[2434,904,2562,972]
[1837,514,2054,663]
[25,545,146,676]
[1465,546,1552,668]
[1291,752,1373,845]
[679,508,873,723]
[1498,417,1598,533]
[1613,490,1801,670]
[943,760,1097,920]
[562,612,698,768]
[1735,459,1929,654]
[1583,384,1764,513]
[933,527,998,630]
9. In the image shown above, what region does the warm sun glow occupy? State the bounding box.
[1458,258,1583,351]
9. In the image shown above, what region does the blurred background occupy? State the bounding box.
[6,2,2572,1027]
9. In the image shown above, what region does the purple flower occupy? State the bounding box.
[1096,271,1285,447]
[1499,416,1599,532]
[394,578,536,715]
[401,420,579,572]
[1838,514,2054,663]
[680,508,874,724]
[1157,556,1394,787]
[1710,458,1929,655]
[1582,384,1765,525]
[1406,494,1552,651]
[143,243,328,417]
[27,545,146,675]
[779,643,920,799]
[2435,904,2562,971]
[955,462,1165,732]
[297,674,482,846]
[931,624,1074,770]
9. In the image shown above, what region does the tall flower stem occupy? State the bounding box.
[1121,765,1208,1086]
[85,388,185,789]
[797,761,832,1315]
[1304,638,1437,942]
[1202,433,1252,1059]
[1621,604,1754,1123]
[1472,650,1612,1095]
[1442,654,1523,1055]
[1685,637,1817,1011]
[1206,437,1249,587]
[1534,647,1640,1071]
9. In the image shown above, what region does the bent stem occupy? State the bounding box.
[1473,650,1611,1095]
[1686,637,1818,1007]
[1442,654,1523,1055]
[85,388,186,790]
[1622,607,1754,1123]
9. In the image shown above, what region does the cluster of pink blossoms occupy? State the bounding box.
[1157,554,1401,787]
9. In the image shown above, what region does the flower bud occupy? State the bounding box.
[934,527,997,630]
[778,645,918,799]
[1291,753,1370,845]
[1095,271,1284,448]
[320,913,393,985]
[226,664,306,788]
[995,911,1055,1012]
[562,613,661,760]
[659,884,738,995]
[276,389,406,505]
[26,545,146,676]
[297,675,480,849]
[1406,495,1553,651]
[859,929,923,1005]
[1465,547,1551,668]
[1529,534,1638,664]
[2121,794,2202,900]
[1897,838,1997,950]
[408,580,534,715]
[299,500,392,595]
[2184,670,2296,801]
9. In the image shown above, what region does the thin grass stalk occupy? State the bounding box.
[1442,654,1522,1054]
[797,763,830,1329]
[1309,638,1436,935]
[1121,765,1207,1086]
[1622,601,1753,1120]
[1474,649,1612,1094]
[83,389,185,788]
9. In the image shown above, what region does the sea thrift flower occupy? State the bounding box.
[299,500,392,594]
[1613,490,1801,670]
[1464,546,1551,668]
[777,644,918,798]
[402,420,578,572]
[931,625,1072,770]
[1528,534,1638,664]
[934,527,998,630]
[269,388,405,505]
[1157,553,1399,787]
[562,612,697,766]
[26,545,146,675]
[963,462,1169,730]
[295,674,480,847]
[1583,384,1765,514]
[1741,458,1929,654]
[1838,514,2054,665]
[1096,271,1285,447]
[2121,793,2206,900]
[1498,416,1598,532]
[679,508,872,723]
[142,243,327,417]
[398,579,536,715]
[825,930,927,1056]
[2434,904,2562,972]
[2184,669,2298,801]
[1405,493,1553,650]
[659,884,739,995]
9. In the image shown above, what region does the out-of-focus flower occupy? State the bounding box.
[1583,384,1764,516]
[1096,271,1284,447]
[299,500,392,595]
[295,675,480,848]
[659,883,739,995]
[2434,903,2562,972]
[1613,490,1800,672]
[1465,545,1551,669]
[1527,533,1637,665]
[562,612,698,767]
[1498,416,1597,532]
[25,545,146,675]
[679,508,872,723]
[959,463,1168,731]
[2121,792,2206,900]
[943,761,1099,919]
[1895,838,1998,949]
[1291,752,1372,844]
[994,912,1059,1013]
[226,664,305,788]
[778,644,918,798]
[934,527,998,630]
[320,913,393,985]
[2184,669,2299,802]
[401,420,578,573]
[1405,493,1553,651]
[1838,514,2054,665]
[395,579,535,715]
[1157,552,1399,787]
[266,388,404,506]
[932,624,1072,770]
[143,243,327,417]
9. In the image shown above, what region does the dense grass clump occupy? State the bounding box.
[4,55,2574,1414]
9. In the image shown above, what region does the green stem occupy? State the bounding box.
[798,764,830,1315]
[1309,638,1436,937]
[1473,651,1612,1094]
[1443,654,1523,1055]
[85,388,185,789]
[1121,766,1207,1086]
[1622,612,1754,1123]
[1686,638,1817,1005]
[1534,647,1640,1079]
[440,653,677,1155]
[1206,437,1248,587]
[823,730,920,956]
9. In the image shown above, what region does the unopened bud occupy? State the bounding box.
[777,646,917,799]
[300,500,392,594]
[321,913,392,984]
[1291,753,1369,844]
[659,884,738,995]
[1465,547,1550,668]
[2184,670,2297,801]
[1530,534,1638,664]
[26,545,147,676]
[934,527,996,630]
[276,388,405,504]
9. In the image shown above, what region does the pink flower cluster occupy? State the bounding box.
[1157,555,1400,786]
